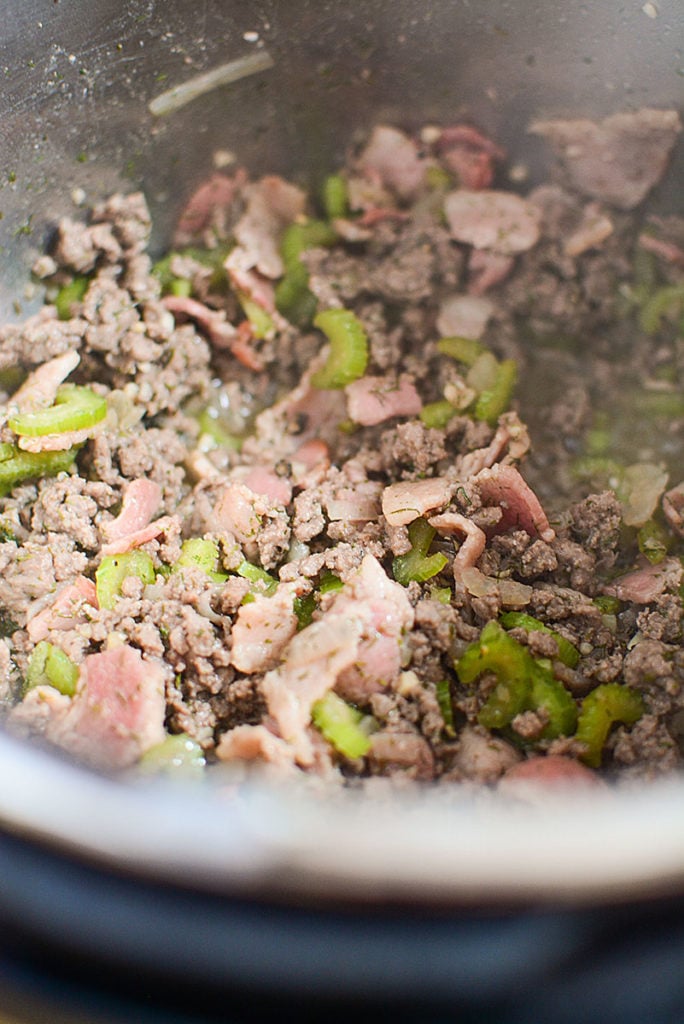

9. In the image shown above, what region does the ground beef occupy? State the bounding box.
[0,111,682,787]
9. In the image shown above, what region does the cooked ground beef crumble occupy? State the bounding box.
[1,109,683,790]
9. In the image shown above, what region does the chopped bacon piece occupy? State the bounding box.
[231,466,292,507]
[262,616,364,765]
[604,557,682,604]
[345,375,422,426]
[467,249,515,295]
[18,424,104,453]
[445,190,541,255]
[500,755,603,789]
[529,109,682,210]
[233,175,307,279]
[230,583,299,674]
[474,464,555,542]
[357,125,428,200]
[436,293,494,339]
[162,294,236,347]
[213,482,265,556]
[324,481,383,523]
[101,515,176,557]
[663,482,684,536]
[216,723,295,767]
[357,207,411,227]
[101,479,162,545]
[457,414,530,480]
[429,511,486,577]
[224,252,278,313]
[174,171,244,246]
[163,294,265,370]
[46,645,166,771]
[10,351,80,413]
[26,576,98,643]
[437,124,505,190]
[564,203,614,257]
[260,555,413,764]
[638,232,684,269]
[382,477,453,527]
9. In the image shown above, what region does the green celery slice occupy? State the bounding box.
[312,690,372,759]
[499,611,580,669]
[9,384,107,437]
[310,308,369,390]
[25,640,79,697]
[0,445,78,497]
[96,551,156,610]
[138,733,206,776]
[575,683,644,768]
[393,518,448,586]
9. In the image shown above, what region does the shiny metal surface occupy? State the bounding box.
[0,0,682,902]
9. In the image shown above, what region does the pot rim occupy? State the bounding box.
[1,731,683,907]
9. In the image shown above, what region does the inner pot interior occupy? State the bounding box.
[0,0,682,904]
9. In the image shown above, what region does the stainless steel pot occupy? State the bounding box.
[0,0,683,918]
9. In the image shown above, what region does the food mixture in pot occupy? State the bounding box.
[1,108,682,789]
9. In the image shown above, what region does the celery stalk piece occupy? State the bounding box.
[96,551,156,610]
[237,293,275,339]
[321,174,349,220]
[528,664,578,740]
[575,683,644,768]
[318,570,343,595]
[474,358,517,426]
[456,621,577,739]
[236,559,278,596]
[637,519,669,565]
[437,336,485,366]
[25,640,79,697]
[293,592,316,630]
[9,384,107,437]
[174,538,227,582]
[0,445,79,497]
[393,518,448,586]
[312,690,372,759]
[275,220,337,327]
[499,611,580,669]
[420,400,458,429]
[310,308,369,390]
[435,678,456,737]
[138,733,206,776]
[55,276,90,320]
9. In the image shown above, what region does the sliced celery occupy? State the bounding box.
[96,551,156,610]
[9,385,107,437]
[393,518,448,586]
[321,174,349,220]
[420,400,457,429]
[575,683,644,768]
[25,640,79,697]
[499,611,580,669]
[138,733,205,776]
[311,308,369,390]
[312,690,372,759]
[236,559,278,596]
[0,445,78,497]
[55,276,90,320]
[174,538,227,582]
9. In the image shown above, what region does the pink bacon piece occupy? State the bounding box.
[474,463,555,542]
[46,644,166,771]
[345,375,422,427]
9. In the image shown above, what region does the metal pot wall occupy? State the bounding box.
[0,2,683,1017]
